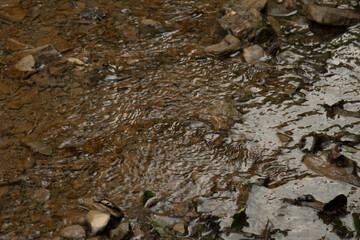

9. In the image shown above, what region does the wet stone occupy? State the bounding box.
[6,54,36,79]
[218,9,264,40]
[243,45,265,64]
[140,18,164,36]
[25,140,53,156]
[86,210,111,235]
[204,34,241,57]
[302,4,360,26]
[60,225,86,239]
[173,223,186,234]
[31,188,50,204]
[210,115,232,131]
[0,6,29,22]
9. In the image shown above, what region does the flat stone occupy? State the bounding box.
[25,140,53,155]
[0,6,29,22]
[86,210,111,235]
[303,4,360,26]
[60,225,86,239]
[6,54,35,79]
[204,34,241,57]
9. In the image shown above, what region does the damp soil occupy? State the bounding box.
[1,0,360,239]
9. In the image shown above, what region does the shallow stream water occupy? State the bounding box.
[0,0,360,239]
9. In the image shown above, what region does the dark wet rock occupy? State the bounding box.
[110,222,131,239]
[243,45,265,64]
[302,4,360,26]
[3,38,33,53]
[6,54,36,79]
[24,140,53,156]
[322,194,347,213]
[303,152,360,186]
[173,223,186,234]
[60,225,86,239]
[140,19,164,36]
[204,34,241,57]
[210,115,232,131]
[218,9,264,40]
[31,188,50,204]
[86,210,111,235]
[0,6,28,23]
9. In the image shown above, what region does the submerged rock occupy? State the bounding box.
[31,188,51,204]
[110,222,131,239]
[6,54,36,79]
[201,102,241,118]
[86,210,111,235]
[3,38,33,53]
[303,152,360,187]
[302,4,360,26]
[218,9,264,40]
[60,225,86,239]
[204,34,241,57]
[24,140,53,156]
[140,19,163,36]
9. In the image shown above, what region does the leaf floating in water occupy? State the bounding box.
[142,190,156,207]
[352,213,360,232]
[231,208,249,230]
[25,140,53,155]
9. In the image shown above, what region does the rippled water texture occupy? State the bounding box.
[1,0,360,239]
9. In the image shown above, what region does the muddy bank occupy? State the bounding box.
[1,0,360,239]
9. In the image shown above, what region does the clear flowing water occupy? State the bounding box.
[0,0,360,239]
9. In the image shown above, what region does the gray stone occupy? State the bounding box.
[60,225,86,239]
[204,34,241,57]
[303,4,360,26]
[86,210,111,235]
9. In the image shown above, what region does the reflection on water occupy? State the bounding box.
[1,0,360,238]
